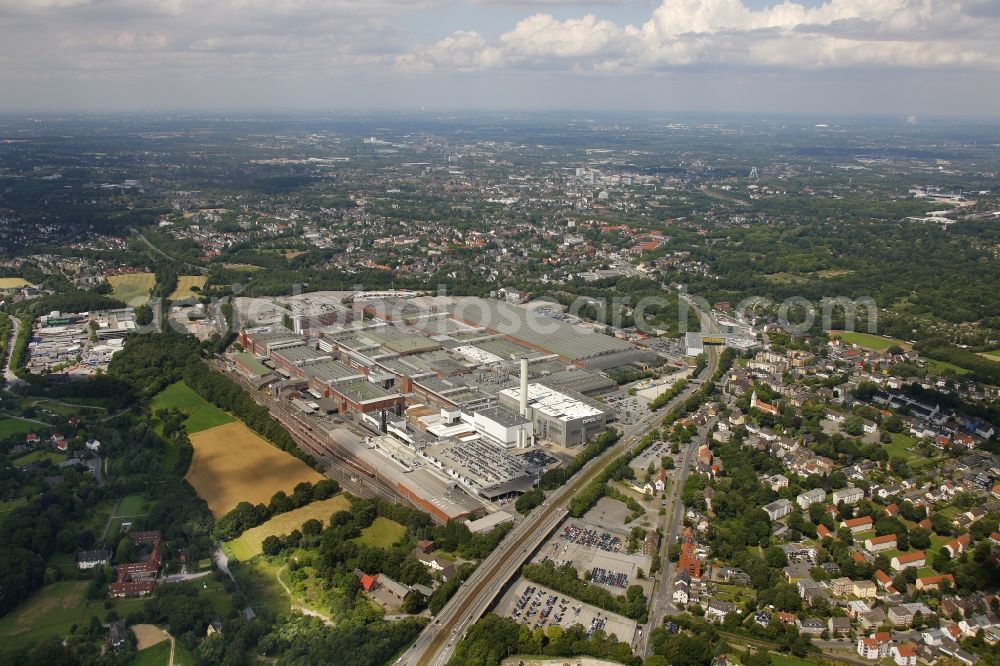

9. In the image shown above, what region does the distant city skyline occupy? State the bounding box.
[1,0,998,116]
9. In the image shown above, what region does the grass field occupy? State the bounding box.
[0,417,39,438]
[227,494,351,561]
[0,581,88,653]
[231,558,291,617]
[107,272,155,306]
[0,277,30,289]
[118,494,148,516]
[978,350,1000,363]
[829,331,911,351]
[354,517,406,549]
[134,639,171,666]
[186,421,323,517]
[168,275,206,301]
[152,381,235,434]
[925,358,973,376]
[885,432,919,461]
[12,449,65,466]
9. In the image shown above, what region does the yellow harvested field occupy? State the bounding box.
[107,272,155,306]
[132,624,169,650]
[168,275,206,300]
[0,277,30,289]
[186,421,323,517]
[227,495,351,561]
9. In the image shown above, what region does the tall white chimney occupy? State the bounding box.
[519,357,529,417]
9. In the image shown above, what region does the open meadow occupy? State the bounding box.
[152,381,234,433]
[0,277,30,289]
[168,275,206,300]
[828,331,911,351]
[107,272,155,306]
[186,421,323,517]
[227,494,351,561]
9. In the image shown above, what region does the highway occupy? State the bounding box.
[403,304,723,666]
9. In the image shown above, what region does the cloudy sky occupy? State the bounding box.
[1,0,998,116]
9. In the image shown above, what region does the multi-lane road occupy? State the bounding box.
[404,308,723,666]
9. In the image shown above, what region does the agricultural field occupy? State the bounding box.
[354,516,406,549]
[828,331,911,351]
[186,421,323,517]
[977,350,1000,363]
[0,417,38,438]
[0,277,30,289]
[152,381,234,433]
[168,275,206,300]
[227,494,351,561]
[107,272,155,306]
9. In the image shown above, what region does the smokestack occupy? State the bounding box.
[519,357,529,417]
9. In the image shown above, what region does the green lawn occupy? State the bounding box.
[884,433,920,461]
[0,418,39,438]
[354,517,406,549]
[117,494,148,516]
[151,381,235,434]
[134,639,172,666]
[0,497,28,514]
[11,450,66,466]
[829,331,910,351]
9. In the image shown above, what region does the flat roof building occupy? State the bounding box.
[498,382,608,446]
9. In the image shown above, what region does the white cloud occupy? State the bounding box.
[402,0,1000,73]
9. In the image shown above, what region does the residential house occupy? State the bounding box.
[945,534,971,558]
[705,599,736,623]
[852,580,878,599]
[864,534,897,553]
[890,551,926,572]
[763,498,793,521]
[915,574,955,591]
[829,617,852,636]
[797,488,826,510]
[832,487,864,505]
[890,644,918,666]
[831,577,854,596]
[841,516,874,533]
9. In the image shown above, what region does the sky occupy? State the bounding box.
[1,0,999,116]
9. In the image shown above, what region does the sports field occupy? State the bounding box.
[107,272,155,306]
[828,331,911,351]
[152,381,235,433]
[186,421,323,517]
[227,494,351,561]
[0,277,30,289]
[168,275,206,300]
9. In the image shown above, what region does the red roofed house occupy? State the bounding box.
[890,644,917,666]
[25,433,39,444]
[884,503,899,517]
[865,534,897,553]
[817,524,833,539]
[360,573,379,592]
[945,534,971,558]
[841,516,873,533]
[891,551,926,571]
[915,573,955,591]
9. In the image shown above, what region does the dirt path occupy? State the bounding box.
[276,564,335,625]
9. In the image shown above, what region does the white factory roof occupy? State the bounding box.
[499,383,603,421]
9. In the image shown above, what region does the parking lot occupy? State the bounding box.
[496,578,638,643]
[533,519,653,595]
